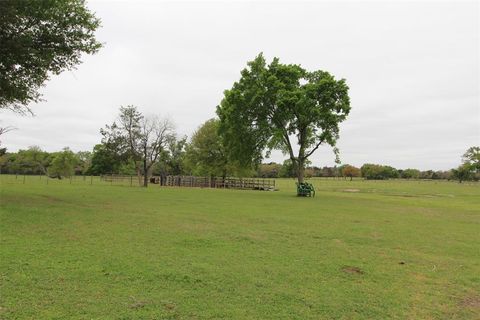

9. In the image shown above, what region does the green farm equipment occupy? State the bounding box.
[297,182,315,197]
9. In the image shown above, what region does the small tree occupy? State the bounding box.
[76,151,92,175]
[401,168,420,179]
[257,162,283,178]
[217,53,351,184]
[88,144,123,175]
[185,119,231,178]
[15,146,50,174]
[101,106,174,187]
[49,148,77,178]
[342,165,361,181]
[361,164,398,180]
[138,115,174,187]
[163,136,187,175]
[451,164,473,183]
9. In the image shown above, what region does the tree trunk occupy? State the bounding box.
[143,159,148,187]
[297,159,305,184]
[136,166,142,186]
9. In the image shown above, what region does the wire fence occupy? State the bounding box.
[0,174,277,190]
[0,174,140,187]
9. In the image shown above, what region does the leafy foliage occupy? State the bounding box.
[256,162,283,178]
[48,147,77,178]
[462,146,480,172]
[450,146,480,182]
[451,164,474,183]
[88,144,122,175]
[341,165,361,180]
[0,0,102,114]
[361,164,399,180]
[400,168,420,179]
[154,135,187,176]
[184,119,232,178]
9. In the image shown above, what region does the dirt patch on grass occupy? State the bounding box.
[461,295,480,309]
[342,266,364,274]
[129,297,147,310]
[343,189,360,192]
[163,301,176,311]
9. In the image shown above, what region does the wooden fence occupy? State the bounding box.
[99,174,275,190]
[155,175,275,191]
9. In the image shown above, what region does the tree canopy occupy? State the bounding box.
[451,146,480,183]
[49,147,77,178]
[185,119,231,178]
[217,53,350,183]
[0,0,102,114]
[341,165,361,180]
[462,146,480,172]
[361,164,399,180]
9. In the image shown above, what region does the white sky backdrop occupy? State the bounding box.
[1,0,479,170]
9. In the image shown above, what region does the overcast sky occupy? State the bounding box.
[1,0,478,170]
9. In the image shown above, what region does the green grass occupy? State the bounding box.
[1,177,479,319]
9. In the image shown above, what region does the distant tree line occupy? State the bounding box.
[254,162,456,181]
[254,147,479,182]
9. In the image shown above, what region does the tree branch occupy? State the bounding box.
[304,137,325,159]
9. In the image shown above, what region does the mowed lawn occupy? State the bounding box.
[1,178,479,319]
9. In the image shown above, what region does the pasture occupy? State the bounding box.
[1,177,479,319]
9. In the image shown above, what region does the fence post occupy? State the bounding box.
[90,176,93,185]
[23,175,26,184]
[130,175,133,187]
[111,173,113,185]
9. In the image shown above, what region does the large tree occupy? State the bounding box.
[217,54,351,183]
[0,0,102,114]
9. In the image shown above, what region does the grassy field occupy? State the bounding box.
[1,177,479,319]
